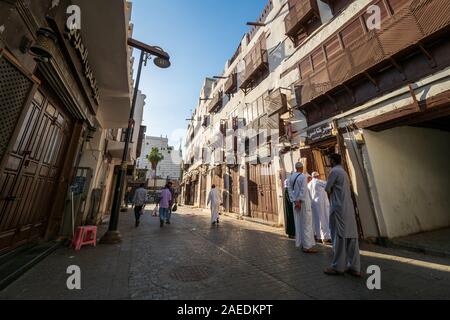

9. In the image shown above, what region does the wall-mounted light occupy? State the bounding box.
[20,36,33,54]
[154,56,171,69]
[30,27,57,62]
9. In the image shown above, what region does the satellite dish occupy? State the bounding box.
[154,57,171,69]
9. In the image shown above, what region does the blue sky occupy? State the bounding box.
[131,0,267,147]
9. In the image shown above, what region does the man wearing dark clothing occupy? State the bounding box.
[283,178,296,239]
[133,184,147,227]
[166,181,176,224]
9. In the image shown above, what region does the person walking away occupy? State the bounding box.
[166,181,176,224]
[308,172,332,244]
[159,184,172,228]
[324,154,361,277]
[207,185,221,226]
[287,162,317,253]
[133,184,147,227]
[283,177,296,239]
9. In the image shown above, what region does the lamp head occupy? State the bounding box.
[154,57,171,69]
[30,27,57,61]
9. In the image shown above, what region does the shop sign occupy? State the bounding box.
[64,28,100,105]
[307,123,334,143]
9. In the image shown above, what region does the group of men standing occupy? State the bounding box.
[286,154,361,277]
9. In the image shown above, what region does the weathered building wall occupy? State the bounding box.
[363,126,450,238]
[183,0,450,237]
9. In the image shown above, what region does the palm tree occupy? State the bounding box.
[147,147,164,189]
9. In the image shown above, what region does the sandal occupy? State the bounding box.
[303,248,318,254]
[324,267,345,276]
[346,269,363,278]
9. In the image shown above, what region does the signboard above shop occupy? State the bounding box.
[306,123,334,144]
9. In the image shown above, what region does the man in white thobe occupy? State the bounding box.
[324,154,361,277]
[207,185,221,226]
[287,162,317,253]
[308,172,331,243]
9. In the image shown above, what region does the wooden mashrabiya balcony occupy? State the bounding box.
[208,91,223,114]
[224,72,238,95]
[295,0,450,107]
[285,0,319,38]
[240,33,269,91]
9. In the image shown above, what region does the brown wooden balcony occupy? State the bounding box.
[224,72,238,95]
[284,0,319,38]
[295,0,450,108]
[265,89,288,116]
[208,91,223,114]
[240,33,269,91]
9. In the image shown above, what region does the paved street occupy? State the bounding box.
[1,207,450,300]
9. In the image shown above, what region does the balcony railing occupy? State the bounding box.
[285,0,319,38]
[240,33,269,91]
[208,91,223,114]
[224,73,238,95]
[295,0,450,107]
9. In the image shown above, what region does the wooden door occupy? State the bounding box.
[211,166,225,211]
[229,166,240,213]
[0,90,73,254]
[247,163,278,223]
[191,181,198,206]
[184,183,191,205]
[212,167,223,192]
[200,174,207,208]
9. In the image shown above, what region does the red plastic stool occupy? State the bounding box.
[72,226,98,251]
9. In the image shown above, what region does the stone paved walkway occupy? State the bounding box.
[1,207,449,300]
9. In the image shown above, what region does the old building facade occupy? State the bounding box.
[136,136,181,183]
[181,0,450,241]
[0,0,136,254]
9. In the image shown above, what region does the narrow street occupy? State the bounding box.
[1,207,449,300]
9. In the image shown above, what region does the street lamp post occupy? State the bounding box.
[100,39,171,244]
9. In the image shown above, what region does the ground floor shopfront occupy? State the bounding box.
[0,52,90,254]
[0,0,132,255]
[298,69,450,242]
[182,161,284,226]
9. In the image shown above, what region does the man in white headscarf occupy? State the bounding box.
[207,184,221,226]
[287,162,317,253]
[308,172,331,244]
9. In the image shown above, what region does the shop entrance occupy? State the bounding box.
[247,163,278,223]
[199,174,207,209]
[0,90,74,254]
[311,142,338,180]
[361,110,450,239]
[229,166,240,214]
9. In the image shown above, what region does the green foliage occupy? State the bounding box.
[147,147,164,171]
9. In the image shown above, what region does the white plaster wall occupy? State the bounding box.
[131,90,146,161]
[137,136,181,180]
[78,129,109,222]
[363,126,450,238]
